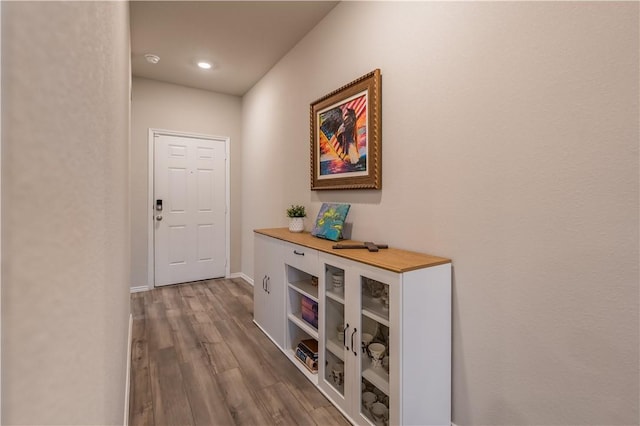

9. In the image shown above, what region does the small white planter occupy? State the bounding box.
[288,217,305,233]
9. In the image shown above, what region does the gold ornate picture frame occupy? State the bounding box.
[310,69,381,190]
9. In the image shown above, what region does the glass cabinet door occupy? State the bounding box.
[323,264,347,397]
[359,276,390,426]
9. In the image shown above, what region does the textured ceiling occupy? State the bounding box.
[130,1,338,96]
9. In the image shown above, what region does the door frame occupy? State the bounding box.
[147,128,230,288]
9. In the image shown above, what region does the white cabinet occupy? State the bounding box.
[253,229,451,426]
[318,253,451,426]
[253,233,285,347]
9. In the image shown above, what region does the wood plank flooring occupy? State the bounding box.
[129,278,350,426]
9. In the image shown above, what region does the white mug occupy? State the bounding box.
[332,273,344,292]
[361,332,374,353]
[362,391,377,411]
[368,343,386,368]
[331,362,344,387]
[371,402,389,424]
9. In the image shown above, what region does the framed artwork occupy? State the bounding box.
[310,69,381,190]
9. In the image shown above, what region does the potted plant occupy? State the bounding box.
[286,204,306,233]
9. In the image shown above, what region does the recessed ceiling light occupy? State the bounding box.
[197,61,213,70]
[144,54,160,64]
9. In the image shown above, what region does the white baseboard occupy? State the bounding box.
[124,313,132,425]
[132,275,254,292]
[229,272,253,286]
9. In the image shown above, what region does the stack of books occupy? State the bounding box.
[301,296,318,328]
[295,338,318,373]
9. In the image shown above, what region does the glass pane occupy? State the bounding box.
[324,265,345,396]
[360,276,390,426]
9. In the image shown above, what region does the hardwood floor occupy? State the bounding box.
[129,278,350,426]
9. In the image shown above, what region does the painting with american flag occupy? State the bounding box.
[318,91,369,178]
[310,69,381,190]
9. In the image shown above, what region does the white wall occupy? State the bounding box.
[0,3,3,421]
[1,2,131,424]
[241,2,639,425]
[130,77,242,288]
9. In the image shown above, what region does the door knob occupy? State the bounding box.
[155,215,163,221]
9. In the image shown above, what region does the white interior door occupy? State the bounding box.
[154,133,226,287]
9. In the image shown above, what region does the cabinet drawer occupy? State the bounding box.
[283,242,318,276]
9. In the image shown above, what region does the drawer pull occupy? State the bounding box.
[351,328,358,357]
[343,324,349,349]
[293,250,305,256]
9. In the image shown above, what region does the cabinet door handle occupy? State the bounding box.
[293,250,304,256]
[266,276,270,294]
[351,328,358,356]
[343,323,349,349]
[262,275,267,292]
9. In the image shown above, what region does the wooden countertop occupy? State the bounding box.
[254,228,451,273]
